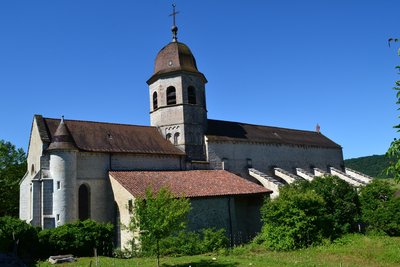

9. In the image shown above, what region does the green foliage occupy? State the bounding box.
[129,187,191,264]
[301,176,360,238]
[0,216,39,258]
[259,176,361,250]
[386,38,400,183]
[359,180,400,236]
[260,186,327,250]
[38,220,114,258]
[147,228,229,257]
[344,154,390,178]
[0,140,27,217]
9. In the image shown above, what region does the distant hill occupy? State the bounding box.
[344,154,390,178]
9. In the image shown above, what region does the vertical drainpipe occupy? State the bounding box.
[227,196,233,247]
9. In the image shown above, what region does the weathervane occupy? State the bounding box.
[169,3,179,42]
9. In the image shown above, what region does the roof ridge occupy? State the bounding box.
[44,116,155,129]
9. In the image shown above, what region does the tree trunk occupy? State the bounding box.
[157,239,160,267]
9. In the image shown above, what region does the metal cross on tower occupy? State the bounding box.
[169,4,179,42]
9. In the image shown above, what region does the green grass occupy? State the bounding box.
[35,234,400,267]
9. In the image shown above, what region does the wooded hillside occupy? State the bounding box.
[344,154,390,178]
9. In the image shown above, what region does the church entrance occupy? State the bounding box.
[78,184,90,220]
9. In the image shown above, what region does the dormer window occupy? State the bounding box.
[153,92,158,110]
[167,86,176,105]
[188,86,196,104]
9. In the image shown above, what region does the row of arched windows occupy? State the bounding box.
[166,132,180,145]
[153,86,197,110]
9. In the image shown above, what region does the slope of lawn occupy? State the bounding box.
[35,234,400,267]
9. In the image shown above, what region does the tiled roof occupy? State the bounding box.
[147,42,206,84]
[206,119,341,149]
[36,115,185,156]
[109,170,271,198]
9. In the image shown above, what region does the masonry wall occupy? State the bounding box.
[207,140,344,179]
[188,195,265,244]
[75,152,182,225]
[20,117,45,222]
[109,177,135,250]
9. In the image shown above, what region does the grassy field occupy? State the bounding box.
[35,234,400,267]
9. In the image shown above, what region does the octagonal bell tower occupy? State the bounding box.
[147,10,207,161]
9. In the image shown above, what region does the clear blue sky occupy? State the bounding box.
[0,0,399,159]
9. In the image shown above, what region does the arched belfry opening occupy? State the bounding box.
[78,184,90,220]
[167,86,176,105]
[153,91,158,110]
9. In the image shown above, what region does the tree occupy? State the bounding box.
[259,176,361,250]
[260,186,327,250]
[359,180,400,236]
[0,140,27,217]
[386,38,400,182]
[129,187,191,267]
[300,176,360,238]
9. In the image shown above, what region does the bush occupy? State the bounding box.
[38,220,114,257]
[300,176,361,238]
[140,228,229,256]
[359,180,400,236]
[0,216,39,258]
[260,187,327,250]
[259,176,361,250]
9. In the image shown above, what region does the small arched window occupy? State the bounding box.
[167,86,176,105]
[78,184,90,221]
[174,132,180,145]
[188,86,196,104]
[153,92,158,110]
[166,133,172,142]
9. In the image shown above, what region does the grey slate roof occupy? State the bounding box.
[35,115,185,156]
[206,119,341,149]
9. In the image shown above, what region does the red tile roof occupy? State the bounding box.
[109,170,271,198]
[206,119,341,149]
[35,115,185,156]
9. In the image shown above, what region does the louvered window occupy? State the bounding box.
[167,86,176,105]
[153,92,158,110]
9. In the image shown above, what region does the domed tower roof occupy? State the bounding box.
[147,41,207,85]
[48,117,77,151]
[147,4,206,85]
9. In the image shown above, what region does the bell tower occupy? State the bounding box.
[147,5,207,160]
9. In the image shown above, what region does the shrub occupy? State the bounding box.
[140,228,229,256]
[259,176,361,250]
[260,187,327,250]
[359,180,400,236]
[38,220,114,257]
[0,216,39,258]
[199,228,229,253]
[301,176,361,238]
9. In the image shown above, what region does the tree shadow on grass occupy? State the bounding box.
[161,259,238,267]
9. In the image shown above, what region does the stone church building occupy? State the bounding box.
[19,18,370,248]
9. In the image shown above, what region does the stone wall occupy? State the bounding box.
[73,152,182,224]
[20,117,45,222]
[188,194,265,244]
[109,176,135,249]
[207,140,344,180]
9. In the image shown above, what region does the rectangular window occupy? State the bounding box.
[57,181,61,190]
[57,214,60,221]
